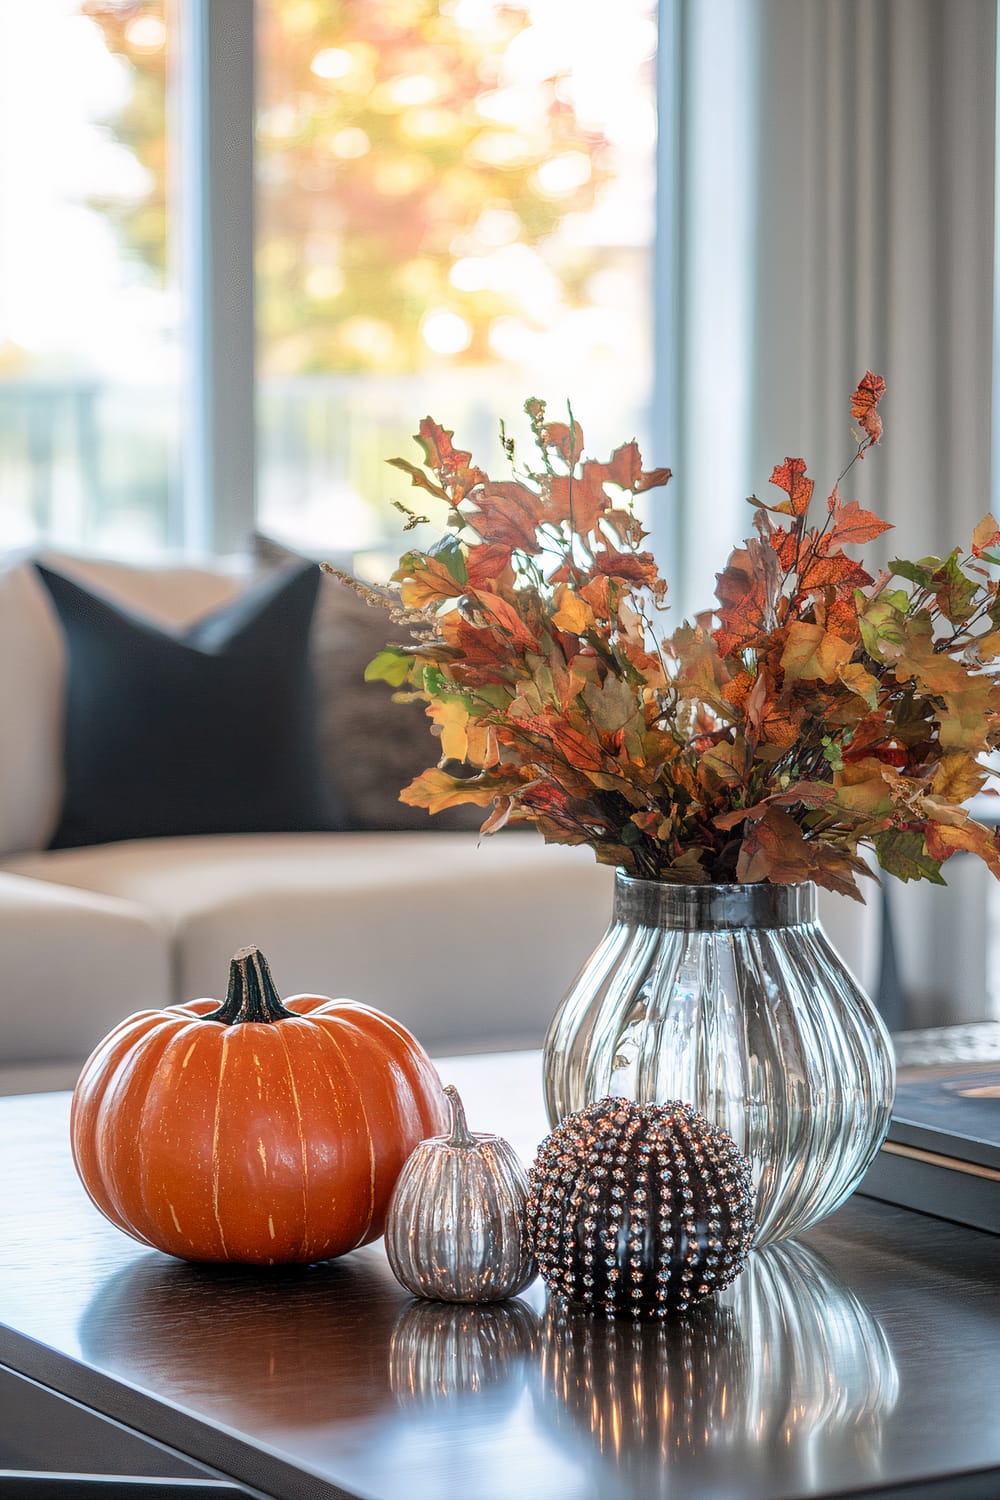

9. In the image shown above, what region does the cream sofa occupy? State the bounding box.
[0,551,880,1095]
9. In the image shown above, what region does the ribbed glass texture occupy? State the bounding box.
[543,877,895,1246]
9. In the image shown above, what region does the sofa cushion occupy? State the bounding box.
[44,550,247,626]
[0,872,172,1076]
[36,560,342,848]
[4,832,616,1053]
[254,534,482,833]
[0,562,65,858]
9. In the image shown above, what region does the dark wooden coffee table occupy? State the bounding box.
[2,1050,1000,1500]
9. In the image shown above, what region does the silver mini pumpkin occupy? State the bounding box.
[385,1085,537,1303]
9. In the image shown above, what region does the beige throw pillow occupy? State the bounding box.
[253,535,482,832]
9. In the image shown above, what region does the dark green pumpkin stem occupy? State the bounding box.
[444,1084,477,1147]
[207,946,296,1025]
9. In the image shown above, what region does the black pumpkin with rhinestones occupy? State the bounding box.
[525,1097,755,1318]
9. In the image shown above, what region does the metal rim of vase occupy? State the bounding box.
[612,874,818,931]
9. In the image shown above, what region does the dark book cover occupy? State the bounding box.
[857,1053,1000,1234]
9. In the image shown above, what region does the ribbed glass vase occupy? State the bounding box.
[542,877,895,1246]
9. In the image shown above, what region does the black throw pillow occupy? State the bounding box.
[36,560,343,849]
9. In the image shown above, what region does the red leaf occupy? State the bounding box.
[633,465,672,494]
[467,589,538,651]
[579,575,613,616]
[827,495,893,547]
[714,548,770,656]
[592,542,666,596]
[516,714,608,773]
[541,420,584,465]
[849,371,886,450]
[771,527,799,571]
[770,457,814,517]
[814,591,862,642]
[467,481,544,552]
[548,470,610,536]
[972,513,1000,558]
[797,546,873,595]
[464,542,514,587]
[413,419,488,501]
[416,418,472,475]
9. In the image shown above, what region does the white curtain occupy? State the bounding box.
[659,0,998,1025]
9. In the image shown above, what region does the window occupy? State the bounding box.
[0,0,657,565]
[0,0,180,555]
[253,0,658,566]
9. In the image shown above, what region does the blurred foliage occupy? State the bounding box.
[83,0,611,374]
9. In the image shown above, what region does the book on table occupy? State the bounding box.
[857,1023,1000,1235]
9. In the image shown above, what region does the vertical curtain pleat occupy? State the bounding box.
[751,0,994,559]
[670,0,997,1023]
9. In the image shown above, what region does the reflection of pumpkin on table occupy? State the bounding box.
[78,1250,406,1428]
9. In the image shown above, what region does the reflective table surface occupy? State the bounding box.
[1,1051,999,1500]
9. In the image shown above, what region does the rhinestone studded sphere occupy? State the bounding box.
[526,1097,755,1318]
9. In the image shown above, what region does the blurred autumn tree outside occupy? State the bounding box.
[82,0,615,376]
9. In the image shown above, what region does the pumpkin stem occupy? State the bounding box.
[444,1084,477,1147]
[207,947,297,1025]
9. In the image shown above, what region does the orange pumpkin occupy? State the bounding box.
[70,946,449,1265]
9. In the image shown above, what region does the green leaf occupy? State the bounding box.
[821,735,844,772]
[364,646,413,687]
[889,558,935,588]
[929,549,980,624]
[874,829,947,884]
[856,589,912,658]
[422,664,477,712]
[429,533,468,586]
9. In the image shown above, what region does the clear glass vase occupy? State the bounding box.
[542,876,895,1246]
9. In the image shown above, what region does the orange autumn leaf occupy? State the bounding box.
[465,542,516,588]
[924,818,1000,877]
[971,513,1000,557]
[814,591,862,642]
[589,440,672,495]
[466,589,538,651]
[826,493,894,547]
[579,575,613,617]
[931,752,987,803]
[714,547,771,655]
[386,456,450,502]
[515,714,609,774]
[769,457,814,517]
[371,377,1000,898]
[400,767,519,813]
[781,621,854,683]
[633,464,673,494]
[837,661,881,708]
[794,531,874,595]
[592,541,666,597]
[441,613,521,678]
[541,419,585,465]
[849,370,886,450]
[735,806,816,883]
[415,418,487,498]
[467,481,544,552]
[395,554,466,608]
[551,586,594,635]
[548,470,612,536]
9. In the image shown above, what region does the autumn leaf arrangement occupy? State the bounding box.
[341,375,1000,901]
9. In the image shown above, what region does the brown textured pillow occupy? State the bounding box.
[253,535,482,832]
